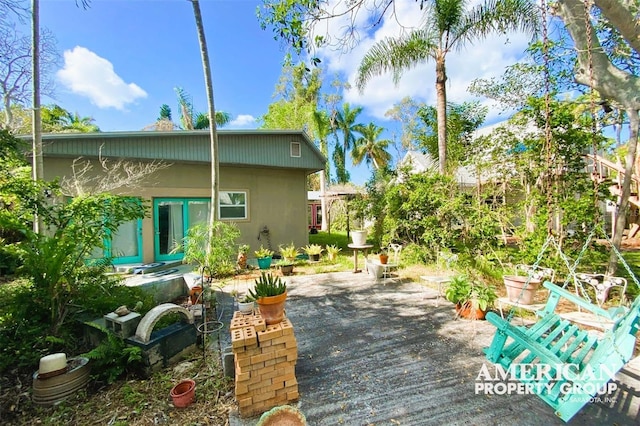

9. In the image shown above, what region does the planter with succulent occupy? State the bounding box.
[237,244,250,270]
[276,259,295,276]
[279,243,299,263]
[444,275,497,320]
[303,244,324,262]
[326,244,342,262]
[248,272,287,325]
[254,245,274,270]
[237,294,255,314]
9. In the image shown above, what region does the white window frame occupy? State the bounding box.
[219,190,248,220]
[290,141,301,157]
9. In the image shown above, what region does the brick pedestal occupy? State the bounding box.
[231,311,299,417]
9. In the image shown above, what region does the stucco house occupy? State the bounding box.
[34,130,326,265]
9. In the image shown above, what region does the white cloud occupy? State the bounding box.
[229,114,256,128]
[316,2,533,124]
[57,46,147,110]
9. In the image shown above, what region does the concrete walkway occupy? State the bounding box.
[220,271,640,425]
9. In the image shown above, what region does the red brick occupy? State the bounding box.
[248,378,272,391]
[243,326,257,346]
[235,381,248,395]
[251,351,276,364]
[252,390,276,403]
[231,328,245,348]
[280,318,294,335]
[237,396,252,408]
[257,323,283,342]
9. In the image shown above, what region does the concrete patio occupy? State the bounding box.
[219,271,640,425]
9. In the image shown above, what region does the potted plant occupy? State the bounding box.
[350,229,368,246]
[303,244,324,262]
[237,244,250,270]
[444,275,497,320]
[254,245,274,270]
[248,272,287,325]
[378,248,389,265]
[237,294,255,314]
[502,265,553,305]
[276,259,295,276]
[326,244,342,262]
[279,243,299,263]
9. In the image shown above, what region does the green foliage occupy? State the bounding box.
[384,170,485,257]
[279,243,299,261]
[302,244,323,255]
[444,275,497,311]
[254,245,274,259]
[325,244,342,261]
[416,101,487,169]
[248,272,287,299]
[83,323,144,384]
[177,222,241,278]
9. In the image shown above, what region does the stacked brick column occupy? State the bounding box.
[230,311,299,417]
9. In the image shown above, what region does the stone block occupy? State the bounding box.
[104,312,141,339]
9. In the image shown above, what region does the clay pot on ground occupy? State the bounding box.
[503,275,541,305]
[237,252,247,269]
[189,286,202,305]
[455,302,487,320]
[170,379,196,408]
[256,292,287,325]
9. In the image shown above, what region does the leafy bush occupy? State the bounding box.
[83,323,143,384]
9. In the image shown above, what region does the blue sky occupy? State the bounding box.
[25,0,533,185]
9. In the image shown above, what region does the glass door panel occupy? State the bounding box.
[156,200,184,260]
[110,219,142,263]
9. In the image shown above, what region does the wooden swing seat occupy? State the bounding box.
[484,281,639,422]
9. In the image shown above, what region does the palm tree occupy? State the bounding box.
[333,103,364,183]
[356,0,539,174]
[62,111,100,132]
[175,86,230,130]
[352,123,392,170]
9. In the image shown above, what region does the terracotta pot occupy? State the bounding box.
[455,302,487,320]
[189,286,202,305]
[170,379,196,408]
[237,252,247,269]
[503,275,541,305]
[379,254,389,264]
[257,292,287,325]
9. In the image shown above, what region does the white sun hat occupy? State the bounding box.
[37,353,68,379]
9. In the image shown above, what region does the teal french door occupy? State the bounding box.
[153,198,211,261]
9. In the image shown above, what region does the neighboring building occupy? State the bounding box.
[33,130,326,264]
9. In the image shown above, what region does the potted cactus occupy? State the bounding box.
[248,272,288,325]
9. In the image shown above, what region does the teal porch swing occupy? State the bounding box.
[484,229,640,422]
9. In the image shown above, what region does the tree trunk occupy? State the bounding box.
[320,170,328,231]
[190,0,219,230]
[435,52,447,174]
[608,109,639,274]
[556,0,640,273]
[32,0,43,233]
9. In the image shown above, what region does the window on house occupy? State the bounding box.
[219,191,248,220]
[290,142,301,157]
